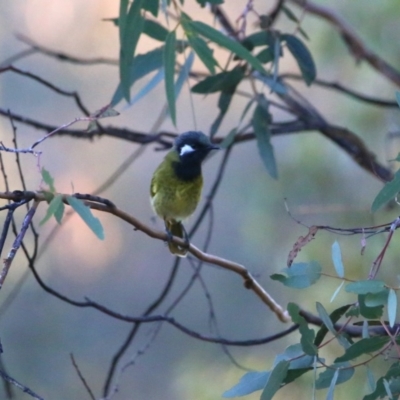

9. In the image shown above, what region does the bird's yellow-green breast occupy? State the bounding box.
[150,150,203,222]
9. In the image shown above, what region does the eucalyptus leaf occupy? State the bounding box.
[346,280,386,295]
[111,47,164,106]
[260,360,290,400]
[222,371,269,398]
[188,20,267,75]
[164,31,177,125]
[119,0,145,101]
[281,34,316,85]
[252,96,277,178]
[335,336,390,363]
[331,240,344,278]
[388,289,397,328]
[66,196,104,240]
[40,194,64,225]
[371,169,400,212]
[41,167,56,193]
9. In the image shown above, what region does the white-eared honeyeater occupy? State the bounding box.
[150,131,219,257]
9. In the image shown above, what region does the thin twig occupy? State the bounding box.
[70,354,96,400]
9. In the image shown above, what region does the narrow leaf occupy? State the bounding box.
[316,302,336,335]
[314,304,351,347]
[118,0,129,43]
[142,0,159,17]
[112,47,164,106]
[188,20,267,75]
[316,362,354,390]
[388,289,397,328]
[332,241,344,278]
[335,336,390,363]
[41,167,56,193]
[281,34,316,85]
[326,368,339,399]
[66,196,104,240]
[252,96,277,178]
[330,281,345,303]
[222,371,269,398]
[164,31,177,125]
[143,19,168,41]
[128,68,164,106]
[260,360,290,400]
[40,194,64,225]
[371,169,400,212]
[396,91,400,108]
[119,0,145,101]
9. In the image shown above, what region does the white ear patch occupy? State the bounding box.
[180,144,195,156]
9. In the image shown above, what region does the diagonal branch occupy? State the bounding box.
[290,0,400,86]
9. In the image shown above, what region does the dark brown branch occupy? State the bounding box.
[16,34,118,66]
[290,0,400,87]
[281,73,398,108]
[0,66,90,116]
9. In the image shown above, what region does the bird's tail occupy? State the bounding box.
[165,220,189,257]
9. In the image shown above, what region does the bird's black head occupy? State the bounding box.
[173,131,219,181]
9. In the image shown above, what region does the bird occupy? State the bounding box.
[150,131,219,257]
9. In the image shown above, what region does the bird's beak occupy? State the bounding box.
[210,144,220,150]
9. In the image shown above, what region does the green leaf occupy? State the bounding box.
[209,67,245,137]
[252,96,277,179]
[359,294,384,319]
[316,302,336,335]
[196,0,223,7]
[219,128,237,149]
[256,47,274,64]
[143,19,168,41]
[281,34,316,85]
[316,362,354,390]
[365,365,376,392]
[330,281,345,303]
[364,362,400,400]
[222,371,269,398]
[66,196,104,240]
[142,0,159,17]
[332,241,344,278]
[335,336,390,363]
[129,68,164,106]
[346,280,386,295]
[164,31,177,125]
[314,304,351,347]
[188,20,267,75]
[388,289,397,328]
[271,261,322,289]
[40,194,64,225]
[192,68,245,93]
[181,13,218,74]
[281,6,300,23]
[365,289,389,306]
[118,0,129,42]
[242,31,274,50]
[41,167,56,193]
[396,91,400,108]
[119,0,145,102]
[260,360,290,400]
[287,303,318,356]
[111,47,164,106]
[371,169,400,212]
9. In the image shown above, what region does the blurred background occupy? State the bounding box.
[1,0,400,399]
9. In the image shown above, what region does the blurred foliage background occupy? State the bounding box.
[1,1,400,399]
